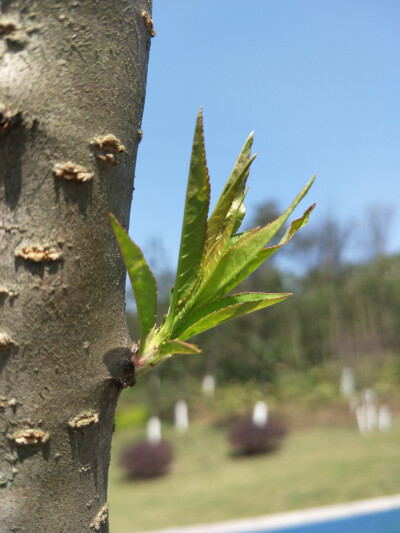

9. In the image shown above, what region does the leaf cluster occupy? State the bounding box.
[110,109,315,375]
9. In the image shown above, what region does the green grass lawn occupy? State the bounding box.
[108,418,400,532]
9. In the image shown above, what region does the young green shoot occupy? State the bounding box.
[110,109,315,376]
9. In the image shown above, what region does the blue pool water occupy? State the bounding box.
[243,508,400,533]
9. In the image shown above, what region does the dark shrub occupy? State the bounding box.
[119,440,173,479]
[229,417,287,456]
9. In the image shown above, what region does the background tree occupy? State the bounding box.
[0,1,152,531]
[143,200,399,390]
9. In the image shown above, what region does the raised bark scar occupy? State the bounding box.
[0,103,23,132]
[0,18,28,47]
[53,162,94,182]
[15,245,63,262]
[0,332,15,350]
[141,11,156,37]
[10,428,50,445]
[91,134,127,154]
[0,286,19,298]
[91,134,127,166]
[90,503,109,531]
[68,411,99,429]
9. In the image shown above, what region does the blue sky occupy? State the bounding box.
[131,0,400,273]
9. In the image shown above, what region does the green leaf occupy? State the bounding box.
[158,339,201,356]
[194,211,238,300]
[206,157,255,252]
[206,134,255,250]
[228,226,258,247]
[178,185,250,319]
[219,133,254,199]
[194,175,315,305]
[109,213,156,345]
[173,108,211,305]
[218,186,249,240]
[229,188,247,235]
[175,292,291,341]
[215,203,316,297]
[279,203,315,243]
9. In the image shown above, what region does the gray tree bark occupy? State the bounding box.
[0,1,152,531]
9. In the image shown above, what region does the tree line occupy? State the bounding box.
[127,203,399,386]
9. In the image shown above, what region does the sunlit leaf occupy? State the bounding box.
[120,108,316,378]
[206,149,256,251]
[194,175,315,305]
[158,339,201,356]
[180,186,251,317]
[219,132,253,199]
[194,210,239,298]
[109,213,156,345]
[173,108,210,305]
[228,226,258,247]
[218,186,249,239]
[215,203,316,297]
[175,292,291,340]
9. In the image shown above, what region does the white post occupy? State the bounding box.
[340,367,355,397]
[355,405,368,434]
[202,375,216,397]
[378,405,392,432]
[349,397,359,413]
[147,416,162,444]
[174,400,189,433]
[363,389,378,431]
[252,401,268,427]
[364,388,377,405]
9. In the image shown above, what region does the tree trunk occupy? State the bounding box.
[0,1,152,531]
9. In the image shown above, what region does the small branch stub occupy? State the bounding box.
[53,162,94,183]
[15,245,63,262]
[68,411,99,429]
[141,11,156,37]
[0,332,14,351]
[90,504,109,531]
[10,428,50,446]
